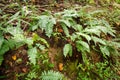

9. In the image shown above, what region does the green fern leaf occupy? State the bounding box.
[59,19,71,27]
[6,26,23,35]
[7,39,16,49]
[76,40,90,52]
[84,28,101,36]
[60,23,70,37]
[0,56,4,65]
[62,10,78,18]
[45,21,55,37]
[25,37,33,46]
[0,40,9,65]
[33,33,49,48]
[101,19,116,36]
[95,25,115,37]
[91,36,106,45]
[40,70,64,80]
[0,38,25,65]
[73,24,83,32]
[6,11,20,24]
[76,32,91,42]
[0,34,4,49]
[100,46,110,56]
[70,33,78,41]
[38,15,56,37]
[0,40,9,55]
[32,25,38,31]
[63,44,72,57]
[27,47,37,65]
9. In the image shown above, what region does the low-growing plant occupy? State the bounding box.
[77,61,120,80]
[40,70,66,80]
[0,1,120,80]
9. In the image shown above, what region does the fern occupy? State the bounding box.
[91,36,106,45]
[63,44,72,57]
[84,27,101,36]
[0,33,4,49]
[25,69,38,80]
[6,26,23,35]
[0,26,33,65]
[100,41,120,57]
[76,32,91,42]
[32,33,49,48]
[40,70,64,80]
[76,40,90,53]
[55,9,78,18]
[100,46,110,57]
[73,24,83,32]
[0,27,26,65]
[0,39,25,65]
[32,15,56,37]
[55,9,78,37]
[0,40,9,65]
[27,47,37,65]
[54,8,118,61]
[60,22,70,37]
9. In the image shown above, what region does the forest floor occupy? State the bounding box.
[0,0,120,80]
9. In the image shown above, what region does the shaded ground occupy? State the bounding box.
[0,46,29,80]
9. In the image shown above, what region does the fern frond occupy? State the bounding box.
[40,70,64,80]
[38,15,56,37]
[27,47,37,65]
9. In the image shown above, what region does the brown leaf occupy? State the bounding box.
[31,0,35,3]
[58,63,63,71]
[22,68,27,73]
[117,71,120,75]
[12,55,17,61]
[58,29,63,33]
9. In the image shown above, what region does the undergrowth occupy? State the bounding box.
[0,1,120,80]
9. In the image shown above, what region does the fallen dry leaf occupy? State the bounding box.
[117,71,120,75]
[58,29,63,33]
[116,22,120,26]
[12,55,17,61]
[31,0,35,3]
[22,68,27,73]
[58,63,63,71]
